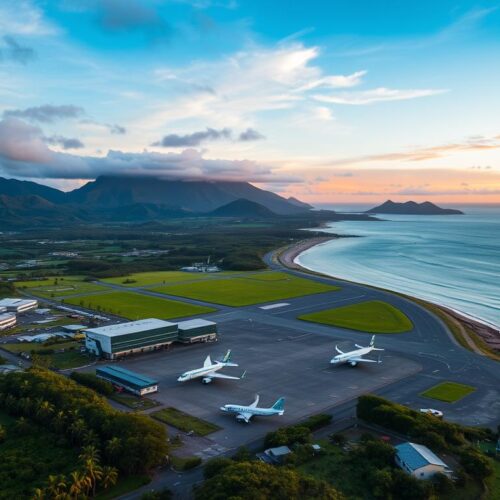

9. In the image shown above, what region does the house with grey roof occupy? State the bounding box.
[395,442,452,479]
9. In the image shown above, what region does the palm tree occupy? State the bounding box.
[105,437,122,463]
[101,466,118,491]
[83,459,103,497]
[32,488,45,499]
[46,474,67,498]
[79,444,100,463]
[68,470,85,499]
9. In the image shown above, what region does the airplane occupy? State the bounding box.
[330,335,384,367]
[177,349,243,384]
[220,395,285,423]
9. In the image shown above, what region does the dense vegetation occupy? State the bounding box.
[0,367,168,496]
[357,394,493,452]
[196,460,343,500]
[69,371,114,396]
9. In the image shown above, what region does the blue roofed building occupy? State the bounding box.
[395,442,452,479]
[96,365,158,396]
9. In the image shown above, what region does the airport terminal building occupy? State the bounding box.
[85,318,178,359]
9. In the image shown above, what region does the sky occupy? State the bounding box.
[0,0,499,204]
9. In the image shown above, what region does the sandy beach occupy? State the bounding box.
[278,238,500,359]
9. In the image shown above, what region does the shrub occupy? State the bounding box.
[204,457,233,479]
[300,413,332,431]
[459,448,493,480]
[264,425,312,448]
[172,456,202,471]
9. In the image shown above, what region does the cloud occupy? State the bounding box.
[239,128,265,141]
[4,104,84,123]
[153,127,231,147]
[44,135,85,150]
[324,134,500,166]
[1,36,36,64]
[0,117,291,183]
[295,70,367,92]
[109,124,126,135]
[313,87,448,105]
[0,1,58,36]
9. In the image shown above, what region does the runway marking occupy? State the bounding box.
[270,294,367,314]
[260,303,290,310]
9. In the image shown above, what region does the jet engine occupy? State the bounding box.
[348,360,358,367]
[202,377,212,384]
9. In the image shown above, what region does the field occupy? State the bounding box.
[151,272,339,306]
[64,291,215,319]
[421,381,476,403]
[298,300,413,333]
[110,393,159,411]
[151,407,221,436]
[16,276,106,298]
[102,270,239,287]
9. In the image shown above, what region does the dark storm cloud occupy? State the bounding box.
[4,104,84,123]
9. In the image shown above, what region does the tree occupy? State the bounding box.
[195,461,342,500]
[460,448,493,480]
[101,465,118,490]
[203,457,233,479]
[0,424,5,444]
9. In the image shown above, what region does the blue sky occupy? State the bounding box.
[0,0,499,203]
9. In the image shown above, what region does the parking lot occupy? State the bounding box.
[110,318,422,450]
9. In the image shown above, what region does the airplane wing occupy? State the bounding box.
[208,372,242,380]
[237,412,253,423]
[349,357,379,363]
[203,355,212,368]
[335,345,344,354]
[249,394,260,408]
[354,344,364,349]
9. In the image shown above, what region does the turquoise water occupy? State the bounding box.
[297,206,500,328]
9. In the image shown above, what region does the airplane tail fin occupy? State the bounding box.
[241,370,247,379]
[370,335,375,347]
[271,397,285,412]
[370,335,384,351]
[222,349,232,363]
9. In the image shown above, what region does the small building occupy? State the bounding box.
[96,365,158,396]
[62,324,87,333]
[0,298,38,314]
[177,319,217,343]
[395,442,452,479]
[0,312,16,330]
[258,446,292,464]
[84,318,178,359]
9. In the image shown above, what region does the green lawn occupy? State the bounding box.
[421,381,476,403]
[151,407,221,436]
[298,300,413,333]
[109,393,159,411]
[101,270,238,287]
[16,275,106,298]
[64,291,215,319]
[151,272,338,306]
[2,340,81,353]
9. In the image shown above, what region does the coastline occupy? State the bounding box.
[277,238,500,360]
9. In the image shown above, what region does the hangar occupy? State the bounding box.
[96,365,158,396]
[177,318,217,343]
[0,312,16,330]
[85,318,178,359]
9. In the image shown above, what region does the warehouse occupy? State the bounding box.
[177,318,217,343]
[0,298,38,313]
[0,313,16,330]
[96,365,158,396]
[85,318,178,359]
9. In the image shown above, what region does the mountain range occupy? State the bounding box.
[366,200,464,215]
[0,176,313,228]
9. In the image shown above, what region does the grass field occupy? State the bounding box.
[298,300,413,333]
[421,381,476,403]
[16,276,106,298]
[151,407,221,436]
[152,272,339,306]
[101,270,239,287]
[64,291,215,319]
[110,393,159,411]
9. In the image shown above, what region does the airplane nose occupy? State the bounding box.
[220,406,227,411]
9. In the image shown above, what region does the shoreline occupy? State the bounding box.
[278,238,500,359]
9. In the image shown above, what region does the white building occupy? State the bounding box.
[0,312,16,330]
[0,298,38,314]
[395,442,452,479]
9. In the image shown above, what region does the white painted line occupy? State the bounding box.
[259,302,290,310]
[272,294,366,314]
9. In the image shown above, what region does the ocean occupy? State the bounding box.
[296,205,500,329]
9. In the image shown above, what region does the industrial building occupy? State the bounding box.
[177,319,217,343]
[0,312,16,330]
[395,442,452,479]
[85,318,178,359]
[96,365,158,396]
[0,298,38,313]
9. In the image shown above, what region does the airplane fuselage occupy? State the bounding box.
[331,347,373,365]
[177,362,223,382]
[220,405,283,417]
